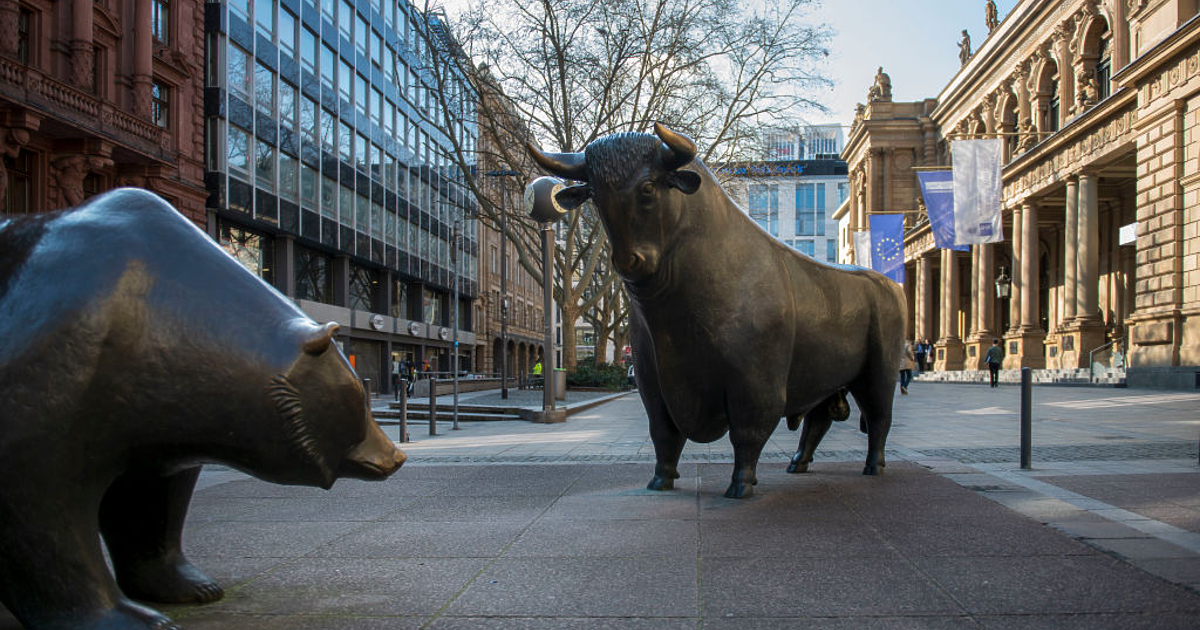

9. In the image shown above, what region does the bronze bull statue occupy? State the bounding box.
[529,124,907,498]
[0,189,406,630]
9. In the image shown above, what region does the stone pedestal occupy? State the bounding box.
[934,338,965,371]
[964,333,994,370]
[1002,330,1045,369]
[523,409,566,424]
[1055,323,1107,369]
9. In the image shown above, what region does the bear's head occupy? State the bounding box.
[255,320,406,489]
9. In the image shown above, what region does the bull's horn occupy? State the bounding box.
[526,142,588,182]
[654,122,696,171]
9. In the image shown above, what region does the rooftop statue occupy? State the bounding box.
[959,29,972,66]
[528,124,908,498]
[868,66,892,102]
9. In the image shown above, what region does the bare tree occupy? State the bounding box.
[420,0,830,369]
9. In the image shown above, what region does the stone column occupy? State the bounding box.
[1010,200,1046,368]
[1076,173,1100,323]
[72,0,95,92]
[935,248,965,370]
[1072,172,1106,363]
[132,0,154,118]
[966,243,996,367]
[1020,200,1039,331]
[1009,204,1022,334]
[1062,177,1079,323]
[918,254,934,345]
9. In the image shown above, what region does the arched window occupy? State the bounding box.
[1095,36,1111,101]
[1035,59,1059,134]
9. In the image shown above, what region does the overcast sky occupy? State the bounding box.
[437,0,1021,129]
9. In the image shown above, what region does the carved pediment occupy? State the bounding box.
[93,5,121,39]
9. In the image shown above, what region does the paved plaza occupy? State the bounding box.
[2,382,1198,629]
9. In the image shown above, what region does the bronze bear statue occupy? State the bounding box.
[0,189,406,630]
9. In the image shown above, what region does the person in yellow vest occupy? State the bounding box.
[532,360,543,377]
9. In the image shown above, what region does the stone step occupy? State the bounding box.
[913,368,1125,387]
[373,407,523,422]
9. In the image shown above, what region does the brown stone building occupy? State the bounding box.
[843,0,1200,388]
[0,0,207,220]
[472,68,546,382]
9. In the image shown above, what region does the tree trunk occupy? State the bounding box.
[594,333,610,364]
[561,302,579,370]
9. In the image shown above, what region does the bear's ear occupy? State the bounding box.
[302,321,340,356]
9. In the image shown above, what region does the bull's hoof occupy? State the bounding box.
[647,475,675,491]
[862,463,884,476]
[786,415,801,431]
[786,461,809,474]
[724,481,754,499]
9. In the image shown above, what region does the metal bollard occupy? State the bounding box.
[429,377,438,436]
[1020,367,1032,470]
[398,379,409,443]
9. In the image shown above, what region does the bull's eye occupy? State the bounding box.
[638,180,655,199]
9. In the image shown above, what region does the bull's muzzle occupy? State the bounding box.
[339,421,406,480]
[616,252,646,277]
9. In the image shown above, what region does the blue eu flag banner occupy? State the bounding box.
[869,214,905,284]
[917,170,969,252]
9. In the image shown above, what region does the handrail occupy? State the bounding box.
[1088,337,1125,381]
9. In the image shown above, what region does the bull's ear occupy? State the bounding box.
[554,184,592,210]
[665,170,701,195]
[302,321,340,355]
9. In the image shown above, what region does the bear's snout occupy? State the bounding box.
[339,422,406,480]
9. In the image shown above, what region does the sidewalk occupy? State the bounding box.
[2,383,1197,629]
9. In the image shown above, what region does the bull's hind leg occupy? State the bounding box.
[99,466,223,604]
[849,380,895,476]
[788,414,833,474]
[788,390,849,473]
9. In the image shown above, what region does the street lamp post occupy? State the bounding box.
[525,176,569,423]
[485,169,520,399]
[541,223,555,412]
[451,218,460,430]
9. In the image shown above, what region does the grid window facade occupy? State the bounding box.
[208,0,480,314]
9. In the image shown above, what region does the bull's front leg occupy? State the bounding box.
[726,423,770,498]
[646,402,685,491]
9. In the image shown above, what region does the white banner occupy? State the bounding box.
[853,231,872,267]
[951,139,1005,244]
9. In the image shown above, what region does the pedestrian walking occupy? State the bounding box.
[985,338,1004,387]
[898,339,916,395]
[913,339,927,373]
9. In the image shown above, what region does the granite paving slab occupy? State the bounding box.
[4,459,1200,630]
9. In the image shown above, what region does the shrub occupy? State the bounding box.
[566,359,628,390]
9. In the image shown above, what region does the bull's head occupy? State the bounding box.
[527,123,701,283]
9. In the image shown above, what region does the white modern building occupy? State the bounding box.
[722,125,849,264]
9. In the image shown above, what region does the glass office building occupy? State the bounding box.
[204,0,478,391]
